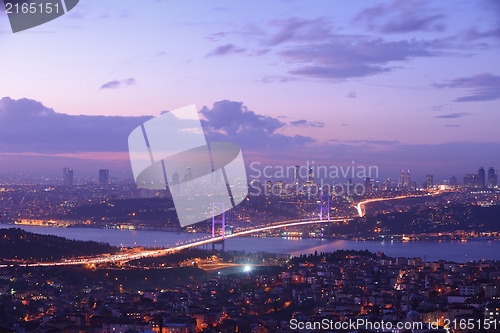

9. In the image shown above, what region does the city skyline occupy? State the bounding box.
[54,164,498,189]
[0,1,499,183]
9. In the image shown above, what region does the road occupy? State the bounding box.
[2,192,440,268]
[0,218,349,268]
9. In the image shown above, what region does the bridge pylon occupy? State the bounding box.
[211,202,226,252]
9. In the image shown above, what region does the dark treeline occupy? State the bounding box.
[0,228,117,262]
[290,249,382,264]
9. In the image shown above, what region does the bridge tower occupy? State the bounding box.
[319,191,332,238]
[211,202,226,252]
[326,193,331,238]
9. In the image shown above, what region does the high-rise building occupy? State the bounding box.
[477,167,485,188]
[449,175,457,187]
[266,180,272,195]
[425,174,433,189]
[308,167,314,184]
[63,167,73,186]
[405,170,411,188]
[398,170,405,188]
[364,178,372,194]
[293,165,299,185]
[99,169,109,185]
[463,174,475,187]
[488,167,498,188]
[385,177,391,191]
[186,167,193,182]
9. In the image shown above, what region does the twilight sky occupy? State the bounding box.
[0,0,499,183]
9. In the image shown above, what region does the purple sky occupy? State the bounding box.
[0,0,499,183]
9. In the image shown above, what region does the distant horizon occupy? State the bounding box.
[0,162,496,187]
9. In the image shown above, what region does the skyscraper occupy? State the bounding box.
[186,167,193,182]
[63,167,73,186]
[449,175,457,187]
[404,170,410,188]
[99,169,109,185]
[364,178,372,194]
[398,170,405,188]
[425,174,433,189]
[488,167,498,188]
[293,165,299,185]
[477,167,485,188]
[464,174,474,187]
[308,167,314,184]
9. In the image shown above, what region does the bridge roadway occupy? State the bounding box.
[355,192,436,217]
[2,192,439,268]
[0,218,350,268]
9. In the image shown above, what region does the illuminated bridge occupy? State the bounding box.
[1,193,436,268]
[0,217,350,268]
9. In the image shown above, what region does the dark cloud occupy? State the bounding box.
[199,100,315,149]
[445,124,460,128]
[353,0,446,33]
[289,120,324,128]
[346,92,357,98]
[0,98,316,156]
[266,17,334,46]
[342,139,400,145]
[211,14,473,80]
[100,78,136,90]
[206,44,245,57]
[465,0,500,40]
[435,113,470,119]
[0,97,151,153]
[433,73,500,102]
[279,38,462,79]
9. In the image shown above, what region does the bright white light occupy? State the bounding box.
[244,266,251,272]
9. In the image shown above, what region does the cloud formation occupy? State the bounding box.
[353,0,446,33]
[276,36,463,80]
[465,0,500,40]
[206,44,245,57]
[206,32,226,42]
[435,113,470,119]
[434,73,500,102]
[266,17,334,46]
[199,100,315,149]
[346,92,357,98]
[289,120,324,128]
[100,78,136,90]
[0,97,150,153]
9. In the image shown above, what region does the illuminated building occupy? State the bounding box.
[308,167,314,184]
[488,167,497,188]
[293,165,299,185]
[425,174,433,189]
[364,178,372,194]
[477,167,485,188]
[463,174,474,187]
[398,170,405,188]
[405,170,411,188]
